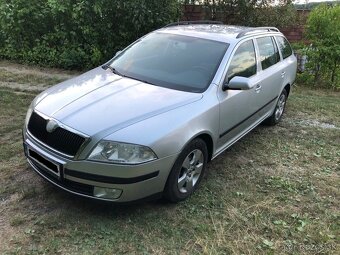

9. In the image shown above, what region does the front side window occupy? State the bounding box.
[226,40,256,83]
[256,36,280,70]
[110,33,229,93]
[276,36,293,59]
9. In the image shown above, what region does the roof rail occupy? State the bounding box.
[164,20,223,28]
[236,27,280,38]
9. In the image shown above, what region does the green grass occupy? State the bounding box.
[0,64,339,254]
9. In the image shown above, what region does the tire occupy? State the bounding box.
[263,89,288,126]
[164,138,208,203]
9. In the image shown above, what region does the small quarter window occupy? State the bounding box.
[276,36,293,59]
[226,40,256,83]
[256,36,280,70]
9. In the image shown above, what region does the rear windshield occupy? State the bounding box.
[109,33,229,93]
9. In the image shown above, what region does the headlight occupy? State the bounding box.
[88,141,157,164]
[25,103,33,127]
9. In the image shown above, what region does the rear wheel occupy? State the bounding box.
[164,138,208,202]
[264,89,288,126]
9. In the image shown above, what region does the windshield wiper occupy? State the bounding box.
[131,77,156,86]
[102,64,124,77]
[102,65,156,86]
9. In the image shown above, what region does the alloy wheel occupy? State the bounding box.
[275,93,286,121]
[177,149,204,193]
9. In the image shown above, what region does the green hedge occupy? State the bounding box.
[0,0,180,69]
[304,4,340,89]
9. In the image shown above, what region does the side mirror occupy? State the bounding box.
[223,76,253,91]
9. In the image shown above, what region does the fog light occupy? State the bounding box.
[93,187,122,199]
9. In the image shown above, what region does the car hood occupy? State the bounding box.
[35,67,202,136]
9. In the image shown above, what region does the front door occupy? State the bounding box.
[217,39,259,151]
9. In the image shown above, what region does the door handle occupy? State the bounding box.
[255,84,262,93]
[281,71,286,78]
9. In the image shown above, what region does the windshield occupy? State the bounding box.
[109,33,229,93]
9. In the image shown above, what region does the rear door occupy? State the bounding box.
[275,36,297,87]
[253,36,285,118]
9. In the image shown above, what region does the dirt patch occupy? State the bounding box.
[0,61,79,80]
[0,61,79,92]
[0,82,46,92]
[287,118,339,130]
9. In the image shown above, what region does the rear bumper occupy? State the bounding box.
[23,131,177,202]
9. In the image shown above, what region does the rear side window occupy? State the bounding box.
[276,36,293,59]
[226,40,256,82]
[256,36,280,70]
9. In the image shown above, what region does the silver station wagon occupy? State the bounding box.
[23,21,297,203]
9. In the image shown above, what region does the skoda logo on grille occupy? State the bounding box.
[46,119,59,133]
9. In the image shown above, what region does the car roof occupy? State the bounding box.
[157,24,282,44]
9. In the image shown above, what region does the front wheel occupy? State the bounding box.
[263,89,288,126]
[164,138,208,202]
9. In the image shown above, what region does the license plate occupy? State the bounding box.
[27,149,61,178]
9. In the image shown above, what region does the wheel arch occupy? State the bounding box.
[163,131,214,201]
[184,132,214,162]
[284,83,291,97]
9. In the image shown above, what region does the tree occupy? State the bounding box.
[305,4,340,87]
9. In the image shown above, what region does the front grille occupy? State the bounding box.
[29,159,94,196]
[27,112,86,157]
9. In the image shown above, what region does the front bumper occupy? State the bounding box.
[23,131,178,202]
